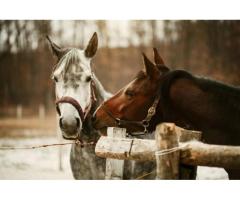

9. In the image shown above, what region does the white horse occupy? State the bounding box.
[47,32,111,179]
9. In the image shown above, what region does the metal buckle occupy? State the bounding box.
[143,126,148,134]
[115,118,121,126]
[142,120,149,133]
[148,106,156,116]
[142,120,149,127]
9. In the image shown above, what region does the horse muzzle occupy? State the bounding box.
[92,110,114,131]
[59,116,81,139]
[56,96,84,140]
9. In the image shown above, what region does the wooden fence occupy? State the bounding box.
[95,123,240,179]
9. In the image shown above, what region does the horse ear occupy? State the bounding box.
[153,48,165,65]
[153,47,170,74]
[46,35,63,59]
[85,32,98,58]
[142,53,157,77]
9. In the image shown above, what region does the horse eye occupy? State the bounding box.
[125,90,135,98]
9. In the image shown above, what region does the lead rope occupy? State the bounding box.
[0,140,96,150]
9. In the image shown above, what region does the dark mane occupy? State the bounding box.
[160,70,195,104]
[197,76,240,100]
[197,78,240,122]
[160,69,240,106]
[160,70,240,139]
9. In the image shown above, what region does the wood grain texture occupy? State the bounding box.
[104,127,126,180]
[155,123,180,179]
[96,136,240,169]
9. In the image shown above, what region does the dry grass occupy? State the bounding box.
[0,115,57,137]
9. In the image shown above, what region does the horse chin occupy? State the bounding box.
[61,130,79,140]
[98,127,108,136]
[93,121,107,133]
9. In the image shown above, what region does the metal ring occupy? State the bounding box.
[115,118,121,126]
[142,120,149,127]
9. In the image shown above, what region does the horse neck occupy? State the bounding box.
[92,73,112,101]
[79,74,111,141]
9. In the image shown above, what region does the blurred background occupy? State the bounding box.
[0,20,239,179]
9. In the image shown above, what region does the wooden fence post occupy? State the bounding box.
[155,123,180,179]
[105,127,126,180]
[177,128,202,179]
[16,104,22,119]
[38,104,45,120]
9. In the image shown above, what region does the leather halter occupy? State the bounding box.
[56,96,85,122]
[55,80,97,123]
[101,94,160,135]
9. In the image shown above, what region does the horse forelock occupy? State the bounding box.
[63,49,80,73]
[53,48,90,77]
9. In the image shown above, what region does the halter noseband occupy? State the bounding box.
[55,80,97,128]
[101,94,160,136]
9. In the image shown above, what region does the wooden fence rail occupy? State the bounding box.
[95,123,240,179]
[96,137,240,169]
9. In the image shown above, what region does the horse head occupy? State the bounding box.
[93,48,170,134]
[47,32,98,140]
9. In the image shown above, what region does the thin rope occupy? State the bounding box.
[135,144,188,180]
[154,143,188,156]
[0,140,95,150]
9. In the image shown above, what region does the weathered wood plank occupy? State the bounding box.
[96,136,156,161]
[155,123,180,179]
[175,127,202,143]
[95,136,240,169]
[104,127,126,180]
[181,141,240,169]
[177,127,202,179]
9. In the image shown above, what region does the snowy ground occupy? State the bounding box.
[0,136,73,179]
[0,136,228,180]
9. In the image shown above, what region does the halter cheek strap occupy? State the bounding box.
[55,80,97,123]
[83,80,97,120]
[101,94,160,135]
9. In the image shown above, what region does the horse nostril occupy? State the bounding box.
[86,76,92,82]
[75,117,80,127]
[59,117,63,128]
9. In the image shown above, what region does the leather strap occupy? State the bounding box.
[56,96,84,122]
[55,80,97,123]
[100,93,160,134]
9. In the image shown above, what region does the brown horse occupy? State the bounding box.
[93,48,240,179]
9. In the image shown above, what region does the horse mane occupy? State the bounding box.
[159,69,240,134]
[197,77,240,100]
[160,69,240,105]
[92,73,112,101]
[160,70,195,105]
